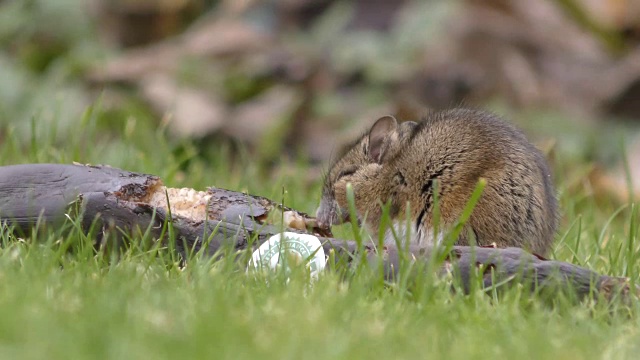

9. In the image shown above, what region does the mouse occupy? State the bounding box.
[316,108,558,255]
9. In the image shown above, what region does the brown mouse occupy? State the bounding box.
[316,108,558,255]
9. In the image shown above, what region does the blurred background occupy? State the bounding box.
[1,0,640,204]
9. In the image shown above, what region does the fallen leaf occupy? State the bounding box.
[141,74,227,137]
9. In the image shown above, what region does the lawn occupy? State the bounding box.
[2,1,640,358]
[0,103,639,360]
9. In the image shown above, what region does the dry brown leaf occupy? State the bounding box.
[182,18,272,57]
[419,0,640,118]
[582,0,640,30]
[141,74,227,137]
[223,86,302,144]
[589,136,640,203]
[90,16,272,83]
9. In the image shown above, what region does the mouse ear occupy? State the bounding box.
[368,115,398,163]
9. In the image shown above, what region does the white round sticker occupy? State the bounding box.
[248,232,326,279]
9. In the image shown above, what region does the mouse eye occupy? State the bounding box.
[336,167,357,180]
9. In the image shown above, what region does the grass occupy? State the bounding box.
[1,101,640,360]
[1,0,639,357]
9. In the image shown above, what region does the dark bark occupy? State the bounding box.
[0,164,158,229]
[0,163,636,302]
